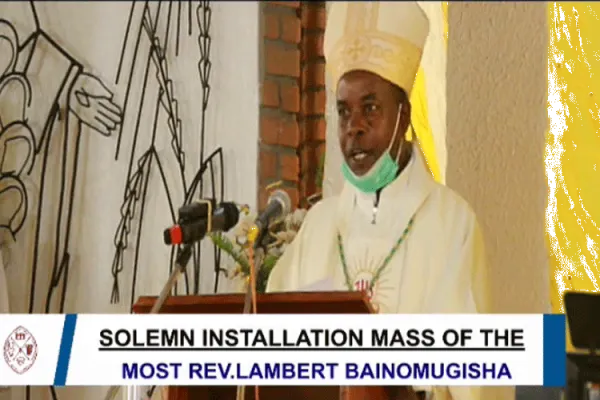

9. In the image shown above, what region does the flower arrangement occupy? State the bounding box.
[208,206,308,292]
[210,156,326,292]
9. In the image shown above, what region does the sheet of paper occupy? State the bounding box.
[299,277,337,292]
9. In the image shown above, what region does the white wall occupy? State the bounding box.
[447,5,548,398]
[0,2,259,399]
[447,2,549,316]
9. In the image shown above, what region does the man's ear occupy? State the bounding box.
[400,99,412,138]
[402,99,411,122]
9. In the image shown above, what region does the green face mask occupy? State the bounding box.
[341,106,404,194]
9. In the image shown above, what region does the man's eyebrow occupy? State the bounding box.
[336,93,377,106]
[361,93,377,102]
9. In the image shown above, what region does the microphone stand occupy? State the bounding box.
[236,229,268,400]
[149,244,193,314]
[103,244,194,400]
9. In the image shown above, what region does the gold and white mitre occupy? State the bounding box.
[324,2,430,94]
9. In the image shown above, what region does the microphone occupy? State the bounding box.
[248,189,291,243]
[177,199,217,222]
[103,201,240,400]
[239,190,292,347]
[164,202,240,245]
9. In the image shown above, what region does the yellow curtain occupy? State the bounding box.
[410,2,448,183]
[548,3,600,348]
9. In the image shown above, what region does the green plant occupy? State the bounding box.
[208,207,308,292]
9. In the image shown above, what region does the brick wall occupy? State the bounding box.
[259,1,327,211]
[299,2,327,207]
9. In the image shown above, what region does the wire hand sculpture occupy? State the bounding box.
[0,2,123,317]
[1,2,123,400]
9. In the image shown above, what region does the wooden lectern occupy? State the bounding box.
[132,291,406,400]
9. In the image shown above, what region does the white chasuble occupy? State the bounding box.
[266,145,495,400]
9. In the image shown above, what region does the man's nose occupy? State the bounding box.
[345,112,366,137]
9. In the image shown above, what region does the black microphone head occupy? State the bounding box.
[219,202,240,231]
[178,199,217,222]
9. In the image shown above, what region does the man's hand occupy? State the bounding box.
[69,72,122,136]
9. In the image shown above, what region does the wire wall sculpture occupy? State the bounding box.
[1,1,225,398]
[108,1,223,304]
[111,1,224,304]
[1,0,123,321]
[110,0,225,307]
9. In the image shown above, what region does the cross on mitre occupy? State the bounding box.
[324,1,429,96]
[345,37,369,63]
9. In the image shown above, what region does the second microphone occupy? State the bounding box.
[164,202,240,245]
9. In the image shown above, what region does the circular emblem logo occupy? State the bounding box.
[3,326,38,374]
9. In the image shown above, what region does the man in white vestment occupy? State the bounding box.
[267,2,492,399]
